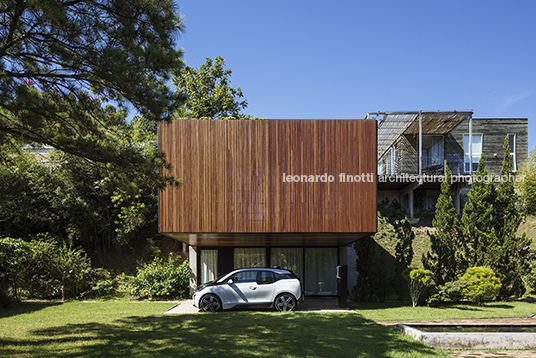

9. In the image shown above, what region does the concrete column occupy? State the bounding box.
[454,187,460,216]
[189,245,198,296]
[408,190,414,218]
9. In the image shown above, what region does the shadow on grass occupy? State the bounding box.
[0,312,447,358]
[0,302,62,319]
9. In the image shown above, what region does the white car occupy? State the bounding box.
[193,268,303,312]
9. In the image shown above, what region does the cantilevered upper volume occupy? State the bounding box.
[158,119,377,247]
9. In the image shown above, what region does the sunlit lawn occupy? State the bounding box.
[352,300,536,322]
[0,301,451,358]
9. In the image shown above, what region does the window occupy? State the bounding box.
[304,248,338,295]
[385,147,396,175]
[422,136,444,172]
[508,134,516,171]
[231,270,257,283]
[257,271,275,284]
[271,248,303,279]
[200,250,218,284]
[234,248,266,269]
[463,134,483,173]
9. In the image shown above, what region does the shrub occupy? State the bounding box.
[426,280,471,306]
[402,268,434,307]
[1,237,95,300]
[23,239,93,299]
[461,267,501,305]
[129,254,190,300]
[0,237,31,300]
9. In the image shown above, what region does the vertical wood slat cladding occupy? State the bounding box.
[159,120,377,234]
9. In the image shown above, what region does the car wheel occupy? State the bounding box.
[274,293,296,312]
[200,294,222,312]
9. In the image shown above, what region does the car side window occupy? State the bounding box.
[275,273,290,281]
[231,271,257,283]
[257,271,275,285]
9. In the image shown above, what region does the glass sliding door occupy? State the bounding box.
[304,248,338,295]
[234,248,266,269]
[200,249,218,285]
[271,248,303,279]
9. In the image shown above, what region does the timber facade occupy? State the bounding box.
[159,119,377,298]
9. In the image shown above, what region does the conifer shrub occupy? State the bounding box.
[461,267,501,305]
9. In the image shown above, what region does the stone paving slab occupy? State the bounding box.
[448,351,536,358]
[163,300,199,314]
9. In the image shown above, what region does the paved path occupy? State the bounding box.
[163,297,348,314]
[163,300,199,314]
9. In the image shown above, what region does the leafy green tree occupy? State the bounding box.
[461,266,501,305]
[0,0,185,164]
[423,166,460,285]
[402,268,434,307]
[172,56,253,119]
[459,155,498,270]
[0,113,171,252]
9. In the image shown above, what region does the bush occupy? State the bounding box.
[129,254,190,300]
[402,268,434,307]
[0,237,31,300]
[461,267,501,305]
[23,239,93,299]
[426,280,470,306]
[0,237,97,299]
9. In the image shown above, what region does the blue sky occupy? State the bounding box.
[175,0,536,152]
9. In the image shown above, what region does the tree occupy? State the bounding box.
[492,137,532,298]
[394,218,414,267]
[353,200,412,302]
[461,267,501,305]
[0,113,171,252]
[402,268,434,307]
[0,0,185,164]
[423,166,460,285]
[459,155,498,270]
[172,56,252,119]
[518,146,536,215]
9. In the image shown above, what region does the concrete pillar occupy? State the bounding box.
[408,190,414,218]
[189,245,198,296]
[454,187,460,216]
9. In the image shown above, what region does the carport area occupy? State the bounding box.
[163,297,347,314]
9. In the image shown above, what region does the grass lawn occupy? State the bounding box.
[0,301,451,358]
[352,300,536,322]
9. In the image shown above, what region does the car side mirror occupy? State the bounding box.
[227,278,234,285]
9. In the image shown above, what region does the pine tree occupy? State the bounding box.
[423,166,459,285]
[1,0,185,164]
[459,155,498,270]
[492,137,532,297]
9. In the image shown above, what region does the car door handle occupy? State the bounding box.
[249,286,257,290]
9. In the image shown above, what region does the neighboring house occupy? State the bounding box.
[371,111,528,217]
[158,119,377,301]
